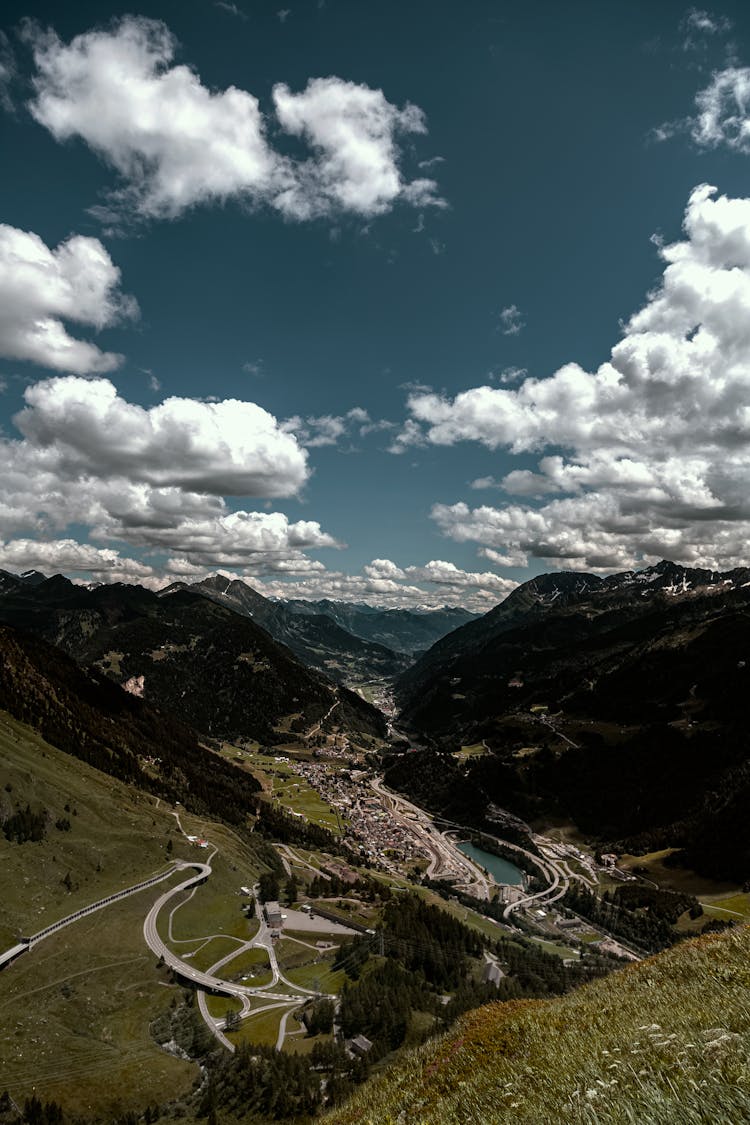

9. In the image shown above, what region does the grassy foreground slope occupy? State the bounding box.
[327,926,750,1125]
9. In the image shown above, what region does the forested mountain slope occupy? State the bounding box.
[398,561,750,722]
[0,573,384,745]
[0,625,261,825]
[167,574,410,683]
[391,562,750,881]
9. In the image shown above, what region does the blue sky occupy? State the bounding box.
[1,1,750,608]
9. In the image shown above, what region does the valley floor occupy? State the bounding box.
[3,702,748,1123]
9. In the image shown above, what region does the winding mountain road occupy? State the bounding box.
[0,862,182,970]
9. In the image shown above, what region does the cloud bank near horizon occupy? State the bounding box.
[0,375,511,610]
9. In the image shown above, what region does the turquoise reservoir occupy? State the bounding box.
[457,840,524,886]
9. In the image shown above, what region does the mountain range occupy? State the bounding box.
[398,560,750,731]
[0,570,384,746]
[282,597,477,654]
[0,569,475,748]
[162,574,413,684]
[2,558,750,1122]
[3,559,750,881]
[391,560,750,881]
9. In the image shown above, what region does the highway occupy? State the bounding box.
[0,756,637,1067]
[428,807,587,920]
[0,850,311,1007]
[137,816,341,1051]
[28,864,180,946]
[501,852,566,920]
[141,861,271,998]
[142,832,334,1000]
[187,889,333,1051]
[197,990,236,1051]
[0,862,182,970]
[437,824,575,922]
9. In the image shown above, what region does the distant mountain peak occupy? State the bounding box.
[18,569,48,585]
[156,581,190,597]
[199,573,236,595]
[194,574,271,614]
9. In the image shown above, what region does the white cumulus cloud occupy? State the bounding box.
[282,407,374,448]
[105,509,340,563]
[27,17,284,220]
[255,557,516,611]
[403,558,516,594]
[397,185,750,572]
[272,77,443,219]
[16,376,308,497]
[691,67,750,152]
[0,377,339,583]
[681,7,732,50]
[0,225,136,373]
[25,16,443,224]
[0,538,156,582]
[498,304,524,336]
[479,546,529,568]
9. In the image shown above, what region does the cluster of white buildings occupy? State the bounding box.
[289,760,426,867]
[345,794,423,865]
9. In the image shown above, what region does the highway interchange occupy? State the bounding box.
[0,767,641,1062]
[143,816,346,1052]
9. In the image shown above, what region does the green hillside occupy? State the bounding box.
[0,711,264,1118]
[326,924,750,1125]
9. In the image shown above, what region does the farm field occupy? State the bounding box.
[703,892,750,919]
[228,1003,289,1048]
[617,848,739,899]
[452,742,488,760]
[213,944,273,987]
[221,745,344,834]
